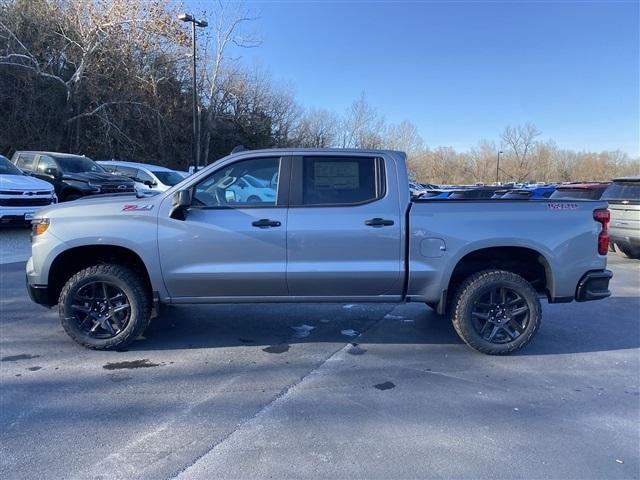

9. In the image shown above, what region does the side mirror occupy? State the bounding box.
[144,180,156,187]
[170,189,192,220]
[44,167,60,178]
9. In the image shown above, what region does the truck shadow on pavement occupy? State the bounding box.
[134,296,640,356]
[2,261,638,357]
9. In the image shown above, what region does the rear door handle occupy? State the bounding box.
[365,218,395,227]
[252,218,281,228]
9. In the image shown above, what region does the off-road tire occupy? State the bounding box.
[451,269,541,355]
[618,244,640,260]
[59,264,151,350]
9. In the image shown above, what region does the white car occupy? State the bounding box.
[227,173,278,203]
[97,160,185,195]
[0,155,56,225]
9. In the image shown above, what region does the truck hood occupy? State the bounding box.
[35,193,161,219]
[62,171,135,185]
[0,174,54,192]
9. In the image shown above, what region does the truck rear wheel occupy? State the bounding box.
[58,264,151,350]
[451,269,541,355]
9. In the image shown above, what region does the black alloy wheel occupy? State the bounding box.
[70,281,131,338]
[470,286,530,344]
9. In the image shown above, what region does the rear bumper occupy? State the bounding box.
[26,275,53,307]
[575,270,613,302]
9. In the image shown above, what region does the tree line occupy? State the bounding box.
[1,0,637,182]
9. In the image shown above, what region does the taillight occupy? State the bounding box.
[593,208,610,255]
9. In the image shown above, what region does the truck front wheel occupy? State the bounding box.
[451,270,541,355]
[58,264,151,350]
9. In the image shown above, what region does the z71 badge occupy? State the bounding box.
[122,204,154,211]
[547,202,578,210]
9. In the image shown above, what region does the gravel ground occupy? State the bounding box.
[0,232,638,479]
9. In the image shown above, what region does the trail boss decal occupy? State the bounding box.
[547,202,578,210]
[122,204,154,212]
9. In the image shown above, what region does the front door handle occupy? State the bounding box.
[365,218,395,227]
[252,218,281,228]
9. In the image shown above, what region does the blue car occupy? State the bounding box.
[498,186,556,199]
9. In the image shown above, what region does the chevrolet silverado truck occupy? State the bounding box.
[26,149,613,354]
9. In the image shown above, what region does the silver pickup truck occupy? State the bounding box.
[26,149,612,354]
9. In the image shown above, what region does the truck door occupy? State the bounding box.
[286,154,403,297]
[158,156,289,299]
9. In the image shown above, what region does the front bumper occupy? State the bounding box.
[575,270,613,302]
[26,275,53,306]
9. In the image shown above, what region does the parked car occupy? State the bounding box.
[549,182,609,200]
[447,187,502,199]
[602,176,640,259]
[421,189,456,199]
[0,155,56,225]
[497,186,556,200]
[98,160,185,195]
[11,151,135,202]
[26,148,611,355]
[227,173,278,203]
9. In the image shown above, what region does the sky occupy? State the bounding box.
[189,0,639,156]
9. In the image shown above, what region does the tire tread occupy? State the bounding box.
[451,269,541,355]
[58,264,151,350]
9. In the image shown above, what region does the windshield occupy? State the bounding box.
[153,171,184,186]
[0,157,23,175]
[602,181,640,203]
[551,188,606,200]
[55,156,104,174]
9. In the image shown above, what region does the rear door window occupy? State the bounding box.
[299,156,384,206]
[35,155,57,174]
[15,153,36,171]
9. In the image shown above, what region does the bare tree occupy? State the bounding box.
[199,0,260,165]
[384,120,423,154]
[341,92,385,149]
[500,123,542,182]
[294,108,340,148]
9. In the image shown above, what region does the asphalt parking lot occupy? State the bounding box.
[1,227,639,480]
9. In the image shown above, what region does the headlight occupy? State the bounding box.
[31,218,50,236]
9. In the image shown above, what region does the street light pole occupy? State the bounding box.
[496,150,503,184]
[179,13,208,173]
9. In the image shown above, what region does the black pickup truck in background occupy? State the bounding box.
[12,151,135,202]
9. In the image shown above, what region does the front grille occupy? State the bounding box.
[0,190,50,195]
[0,197,52,207]
[100,185,135,194]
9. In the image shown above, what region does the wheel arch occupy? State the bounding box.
[441,245,554,314]
[47,245,153,306]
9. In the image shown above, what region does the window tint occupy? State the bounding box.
[153,171,183,186]
[55,156,103,173]
[602,182,640,202]
[36,155,57,173]
[135,169,154,184]
[16,153,36,170]
[193,157,279,207]
[115,166,138,179]
[551,188,605,200]
[0,157,23,175]
[302,156,382,206]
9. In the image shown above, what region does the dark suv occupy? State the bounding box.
[11,151,135,202]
